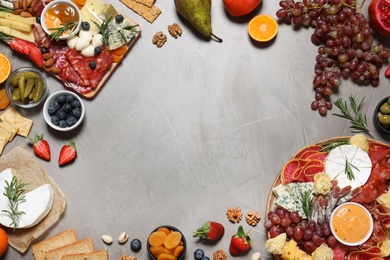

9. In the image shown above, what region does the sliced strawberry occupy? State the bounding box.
[28,133,51,161]
[58,141,77,166]
[193,221,225,241]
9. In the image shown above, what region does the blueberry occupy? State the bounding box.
[51,116,60,126]
[94,46,102,55]
[56,109,67,120]
[115,14,124,23]
[72,108,82,118]
[36,15,41,24]
[89,61,96,70]
[130,239,141,252]
[56,95,66,105]
[81,21,90,31]
[59,120,68,128]
[62,103,73,113]
[201,257,210,260]
[40,47,48,54]
[51,101,61,110]
[71,99,81,108]
[65,95,75,103]
[66,116,78,126]
[194,249,204,260]
[48,104,58,116]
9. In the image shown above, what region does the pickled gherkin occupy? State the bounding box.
[9,70,45,104]
[9,71,37,87]
[33,77,44,102]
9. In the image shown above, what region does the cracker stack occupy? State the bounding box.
[32,229,108,260]
[120,0,161,23]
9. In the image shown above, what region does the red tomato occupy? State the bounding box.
[223,0,262,17]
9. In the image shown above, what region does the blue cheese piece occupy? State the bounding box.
[107,22,124,50]
[112,19,137,44]
[273,182,314,218]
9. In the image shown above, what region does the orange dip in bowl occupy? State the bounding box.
[330,202,373,246]
[45,3,79,35]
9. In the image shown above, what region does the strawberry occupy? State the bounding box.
[193,221,224,241]
[27,133,50,161]
[385,64,390,77]
[58,141,77,166]
[229,225,251,256]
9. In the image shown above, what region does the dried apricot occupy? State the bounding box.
[149,231,167,247]
[164,232,182,249]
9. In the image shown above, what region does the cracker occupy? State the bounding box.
[120,0,161,23]
[0,128,10,144]
[0,120,18,141]
[0,107,33,137]
[0,136,6,155]
[133,0,154,8]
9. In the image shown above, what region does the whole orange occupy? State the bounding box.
[0,228,8,256]
[223,0,262,17]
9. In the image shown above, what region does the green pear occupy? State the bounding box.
[174,0,222,42]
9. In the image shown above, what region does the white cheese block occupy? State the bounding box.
[324,144,372,189]
[0,168,54,229]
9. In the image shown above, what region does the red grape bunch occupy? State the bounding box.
[264,207,337,253]
[276,0,390,116]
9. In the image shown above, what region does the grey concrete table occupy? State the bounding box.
[2,0,390,259]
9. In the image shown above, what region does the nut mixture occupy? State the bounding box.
[213,249,227,260]
[12,0,35,17]
[152,31,167,48]
[120,254,137,260]
[246,210,261,226]
[42,52,60,74]
[226,207,242,223]
[168,23,183,39]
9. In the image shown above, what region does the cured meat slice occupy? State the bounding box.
[66,49,90,87]
[83,47,113,88]
[294,145,323,158]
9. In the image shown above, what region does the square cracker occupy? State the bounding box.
[0,107,32,137]
[0,127,11,144]
[0,121,17,141]
[120,0,161,23]
[0,136,7,155]
[133,0,154,8]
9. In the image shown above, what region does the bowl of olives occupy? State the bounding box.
[374,96,390,134]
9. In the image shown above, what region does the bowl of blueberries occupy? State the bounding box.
[43,90,84,131]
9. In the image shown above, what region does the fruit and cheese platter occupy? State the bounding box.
[264,135,390,260]
[0,0,141,99]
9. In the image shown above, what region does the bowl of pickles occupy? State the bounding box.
[5,67,48,109]
[374,96,390,134]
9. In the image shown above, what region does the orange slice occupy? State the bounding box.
[0,53,11,84]
[248,14,278,42]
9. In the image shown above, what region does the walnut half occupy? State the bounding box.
[152,31,167,47]
[168,23,183,39]
[120,254,137,260]
[226,207,242,223]
[246,210,261,226]
[213,249,227,260]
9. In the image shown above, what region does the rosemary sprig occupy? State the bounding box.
[92,16,113,47]
[333,95,373,138]
[300,190,313,220]
[48,21,78,41]
[321,140,349,153]
[345,158,359,181]
[120,24,139,44]
[0,7,13,13]
[2,176,29,230]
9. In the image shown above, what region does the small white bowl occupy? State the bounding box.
[43,90,85,131]
[40,0,82,40]
[330,202,373,246]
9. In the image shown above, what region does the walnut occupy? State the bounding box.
[246,210,261,226]
[226,207,242,223]
[168,23,183,38]
[213,249,227,260]
[152,31,167,47]
[120,254,137,260]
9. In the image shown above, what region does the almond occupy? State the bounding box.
[42,52,53,60]
[44,58,55,67]
[20,11,32,17]
[12,9,22,15]
[50,66,60,74]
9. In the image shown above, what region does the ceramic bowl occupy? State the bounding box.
[373,96,390,135]
[5,67,48,109]
[147,225,186,260]
[43,90,85,131]
[40,0,82,40]
[330,202,373,246]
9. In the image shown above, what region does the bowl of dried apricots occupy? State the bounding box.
[147,225,186,260]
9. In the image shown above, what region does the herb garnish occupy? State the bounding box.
[321,140,349,153]
[300,190,313,220]
[92,16,113,47]
[0,6,13,13]
[2,176,29,230]
[48,21,78,41]
[119,24,139,44]
[333,95,373,138]
[345,158,359,181]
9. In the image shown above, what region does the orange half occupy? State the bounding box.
[0,53,11,84]
[248,14,278,42]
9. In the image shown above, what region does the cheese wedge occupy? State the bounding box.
[0,168,54,229]
[324,144,372,189]
[0,25,35,42]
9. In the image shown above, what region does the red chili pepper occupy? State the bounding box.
[385,65,390,78]
[9,37,44,67]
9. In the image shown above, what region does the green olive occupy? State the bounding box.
[379,115,390,125]
[378,111,383,117]
[380,102,390,114]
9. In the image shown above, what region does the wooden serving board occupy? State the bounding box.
[265,136,388,260]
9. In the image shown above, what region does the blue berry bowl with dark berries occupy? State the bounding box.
[43,90,85,131]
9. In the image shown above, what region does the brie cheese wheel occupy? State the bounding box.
[0,168,54,229]
[324,145,372,189]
